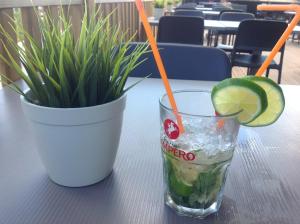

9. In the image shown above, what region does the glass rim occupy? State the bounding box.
[159,89,241,118]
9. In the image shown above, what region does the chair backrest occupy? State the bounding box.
[231,3,248,12]
[157,16,204,45]
[127,42,231,81]
[175,3,197,10]
[198,2,218,7]
[218,9,243,18]
[220,12,255,21]
[213,5,232,11]
[234,19,288,52]
[174,9,204,17]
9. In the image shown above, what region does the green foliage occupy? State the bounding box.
[166,0,173,6]
[155,0,179,8]
[155,0,165,8]
[0,6,148,108]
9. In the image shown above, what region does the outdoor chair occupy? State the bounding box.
[230,19,288,83]
[200,2,218,8]
[157,16,204,45]
[175,3,197,10]
[207,10,247,46]
[215,12,255,48]
[212,5,232,11]
[174,9,204,17]
[231,3,248,12]
[220,11,255,21]
[127,42,231,81]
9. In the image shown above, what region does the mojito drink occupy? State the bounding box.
[159,78,285,218]
[161,131,235,218]
[160,91,240,218]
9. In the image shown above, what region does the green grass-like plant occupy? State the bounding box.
[0,6,148,108]
[155,0,165,8]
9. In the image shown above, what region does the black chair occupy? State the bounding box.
[157,16,204,45]
[231,3,248,12]
[128,42,231,81]
[199,2,219,8]
[218,9,244,20]
[174,9,204,17]
[212,5,232,11]
[215,12,255,48]
[204,6,238,20]
[175,3,197,10]
[206,9,245,46]
[231,20,288,83]
[220,12,254,21]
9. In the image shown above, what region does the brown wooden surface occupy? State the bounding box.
[45,5,60,24]
[21,7,42,47]
[0,0,82,9]
[96,1,153,41]
[0,0,154,83]
[0,9,20,82]
[64,5,83,40]
[0,78,299,223]
[138,0,154,41]
[87,0,96,16]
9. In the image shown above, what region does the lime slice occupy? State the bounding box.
[169,173,193,197]
[212,78,268,124]
[171,159,199,186]
[243,76,285,126]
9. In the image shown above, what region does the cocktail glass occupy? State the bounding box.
[159,90,240,218]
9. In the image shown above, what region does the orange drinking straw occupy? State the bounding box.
[256,4,300,76]
[135,0,184,133]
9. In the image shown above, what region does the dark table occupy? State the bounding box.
[1,78,300,223]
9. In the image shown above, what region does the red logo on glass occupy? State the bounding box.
[164,119,179,140]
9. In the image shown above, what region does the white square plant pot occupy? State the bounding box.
[21,91,126,187]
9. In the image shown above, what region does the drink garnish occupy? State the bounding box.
[212,77,284,126]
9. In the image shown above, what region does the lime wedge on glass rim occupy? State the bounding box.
[243,76,285,127]
[211,78,268,124]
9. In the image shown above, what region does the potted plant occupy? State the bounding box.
[166,0,174,11]
[154,0,165,19]
[174,0,181,8]
[0,7,147,187]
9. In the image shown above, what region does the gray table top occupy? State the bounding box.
[170,9,219,15]
[172,7,213,11]
[1,78,300,224]
[148,17,300,32]
[203,11,220,15]
[196,7,213,11]
[148,18,231,29]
